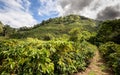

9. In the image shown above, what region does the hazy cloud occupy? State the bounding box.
[38,0,93,16]
[97,5,120,20]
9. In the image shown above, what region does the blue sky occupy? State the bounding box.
[29,0,58,22]
[0,0,120,28]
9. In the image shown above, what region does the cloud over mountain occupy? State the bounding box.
[0,0,120,27]
[38,0,120,19]
[58,0,93,15]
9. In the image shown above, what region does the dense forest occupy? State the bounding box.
[0,15,120,75]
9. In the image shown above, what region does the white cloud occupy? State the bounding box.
[38,0,59,16]
[0,0,37,28]
[38,0,120,20]
[1,0,120,28]
[81,0,120,19]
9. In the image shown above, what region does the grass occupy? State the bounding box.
[88,71,95,75]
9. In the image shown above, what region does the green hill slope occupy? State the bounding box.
[10,15,97,39]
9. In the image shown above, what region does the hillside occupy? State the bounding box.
[9,15,97,39]
[0,15,120,75]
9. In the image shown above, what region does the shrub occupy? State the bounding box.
[99,42,120,75]
[0,39,96,75]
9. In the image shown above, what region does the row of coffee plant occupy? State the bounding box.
[99,42,120,75]
[0,38,96,75]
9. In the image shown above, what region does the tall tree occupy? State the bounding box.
[97,19,120,44]
[2,25,16,37]
[0,21,3,33]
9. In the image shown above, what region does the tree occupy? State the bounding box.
[2,25,16,37]
[69,28,82,42]
[43,33,54,41]
[0,21,3,33]
[96,19,120,44]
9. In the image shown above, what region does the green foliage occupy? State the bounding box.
[0,14,98,74]
[0,39,54,75]
[9,15,97,39]
[0,21,3,33]
[43,33,54,41]
[2,25,16,37]
[1,13,120,75]
[69,28,92,42]
[0,38,96,75]
[19,26,32,31]
[97,19,120,44]
[69,28,81,42]
[99,42,120,75]
[93,19,120,75]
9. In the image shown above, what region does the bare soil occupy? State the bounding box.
[74,50,113,75]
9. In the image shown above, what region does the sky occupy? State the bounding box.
[0,0,120,28]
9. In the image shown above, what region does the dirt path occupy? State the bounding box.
[74,50,113,75]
